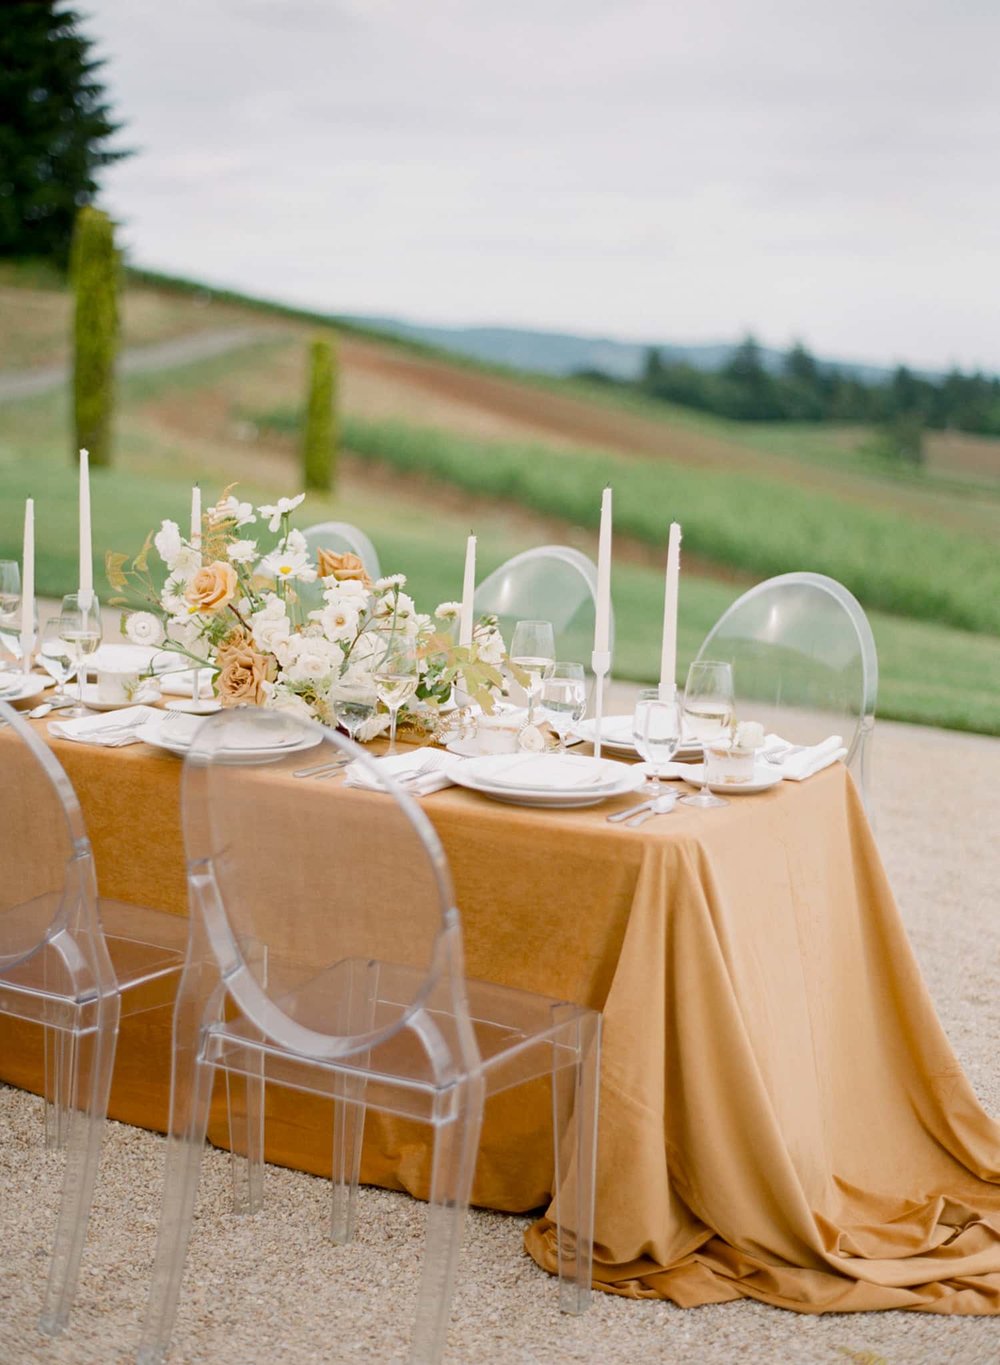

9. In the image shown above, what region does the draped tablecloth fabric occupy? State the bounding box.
[1,724,998,1315]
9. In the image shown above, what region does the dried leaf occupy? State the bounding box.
[105,550,129,591]
[132,531,154,574]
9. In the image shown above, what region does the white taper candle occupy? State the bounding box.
[20,498,34,674]
[659,522,682,701]
[78,448,93,610]
[593,487,612,655]
[458,532,476,648]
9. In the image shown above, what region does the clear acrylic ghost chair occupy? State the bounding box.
[0,700,185,1336]
[302,521,381,580]
[473,546,611,666]
[138,708,600,1365]
[695,572,878,806]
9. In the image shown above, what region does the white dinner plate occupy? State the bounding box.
[677,762,783,795]
[573,715,702,761]
[449,753,645,808]
[0,673,48,705]
[137,712,323,763]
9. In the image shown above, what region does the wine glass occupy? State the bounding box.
[332,680,378,743]
[509,619,555,723]
[680,660,734,809]
[0,561,21,670]
[59,593,102,717]
[373,630,419,753]
[632,688,683,794]
[539,662,587,753]
[38,617,76,705]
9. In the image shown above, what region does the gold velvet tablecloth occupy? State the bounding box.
[3,724,999,1315]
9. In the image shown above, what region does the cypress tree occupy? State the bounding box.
[71,205,118,467]
[302,337,338,491]
[0,3,128,264]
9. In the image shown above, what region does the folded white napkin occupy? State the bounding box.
[484,755,616,791]
[345,747,457,797]
[761,734,846,781]
[48,705,162,747]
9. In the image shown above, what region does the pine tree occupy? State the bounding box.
[72,206,118,467]
[302,337,338,491]
[0,3,128,263]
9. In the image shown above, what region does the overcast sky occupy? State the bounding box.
[84,0,1000,372]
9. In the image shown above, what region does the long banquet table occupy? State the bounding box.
[2,719,999,1315]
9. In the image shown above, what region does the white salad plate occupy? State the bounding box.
[0,673,48,705]
[137,712,322,763]
[449,753,645,808]
[573,715,702,762]
[677,762,783,796]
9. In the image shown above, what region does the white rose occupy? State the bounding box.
[251,610,291,654]
[324,578,369,605]
[227,539,258,565]
[153,519,182,568]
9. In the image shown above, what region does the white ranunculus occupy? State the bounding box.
[323,577,369,605]
[474,622,506,666]
[267,688,315,721]
[735,721,765,751]
[251,596,292,653]
[124,611,164,647]
[257,494,305,534]
[227,538,258,564]
[434,601,462,622]
[171,545,202,582]
[374,573,406,592]
[283,528,308,555]
[153,519,182,568]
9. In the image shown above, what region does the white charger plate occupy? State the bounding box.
[137,713,323,763]
[678,762,783,795]
[0,673,48,705]
[450,753,645,808]
[573,715,702,761]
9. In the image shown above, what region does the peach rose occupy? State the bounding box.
[184,560,238,615]
[215,634,275,706]
[317,549,372,589]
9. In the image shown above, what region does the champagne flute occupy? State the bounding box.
[332,680,378,743]
[59,593,102,717]
[680,660,734,809]
[38,617,76,705]
[539,662,587,753]
[632,688,683,794]
[374,630,419,753]
[509,619,555,723]
[0,561,21,670]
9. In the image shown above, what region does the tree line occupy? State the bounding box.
[579,336,1000,464]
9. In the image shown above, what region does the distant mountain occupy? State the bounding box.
[344,316,898,384]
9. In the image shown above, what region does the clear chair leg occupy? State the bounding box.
[39,1000,119,1336]
[550,1007,601,1315]
[137,1055,216,1365]
[226,1065,264,1215]
[408,1076,483,1365]
[44,1025,75,1150]
[329,959,378,1245]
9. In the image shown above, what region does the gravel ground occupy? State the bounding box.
[0,713,997,1365]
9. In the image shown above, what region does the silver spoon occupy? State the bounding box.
[625,793,677,827]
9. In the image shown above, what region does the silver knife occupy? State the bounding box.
[606,797,654,823]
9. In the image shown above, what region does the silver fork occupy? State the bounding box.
[393,752,451,785]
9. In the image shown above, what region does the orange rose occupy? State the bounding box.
[317,549,372,589]
[215,634,274,706]
[184,560,238,615]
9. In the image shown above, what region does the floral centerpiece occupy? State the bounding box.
[107,490,508,738]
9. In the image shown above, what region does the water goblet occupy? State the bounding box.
[539,662,587,753]
[59,593,102,717]
[374,630,419,753]
[632,688,683,794]
[38,617,76,705]
[680,659,734,809]
[0,561,21,666]
[509,619,555,722]
[332,681,378,744]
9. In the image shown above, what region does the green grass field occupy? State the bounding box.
[1,267,998,735]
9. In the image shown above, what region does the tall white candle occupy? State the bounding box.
[78,448,93,610]
[593,487,613,655]
[659,522,682,700]
[20,498,34,674]
[458,532,476,648]
[190,484,202,549]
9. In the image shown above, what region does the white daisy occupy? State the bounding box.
[260,547,317,584]
[257,494,306,534]
[374,573,407,592]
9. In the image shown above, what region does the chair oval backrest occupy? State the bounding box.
[181,708,467,1065]
[0,700,91,971]
[695,572,877,773]
[473,546,610,666]
[302,522,382,582]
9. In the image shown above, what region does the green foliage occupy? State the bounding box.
[0,3,128,264]
[866,413,926,467]
[325,416,1000,637]
[71,204,118,466]
[301,336,337,491]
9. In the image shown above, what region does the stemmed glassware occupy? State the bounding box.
[680,660,734,809]
[59,593,102,717]
[539,662,587,753]
[0,561,21,667]
[509,619,555,723]
[374,630,419,753]
[632,688,683,794]
[38,617,77,706]
[332,681,378,744]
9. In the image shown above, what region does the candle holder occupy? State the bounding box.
[590,648,611,760]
